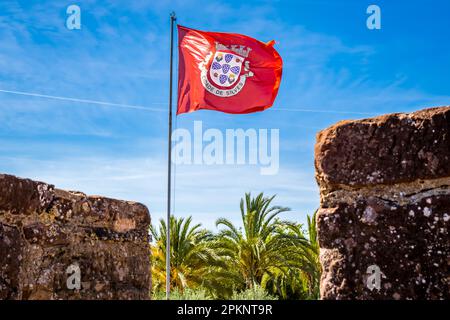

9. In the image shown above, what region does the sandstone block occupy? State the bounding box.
[0,174,151,300]
[315,107,450,300]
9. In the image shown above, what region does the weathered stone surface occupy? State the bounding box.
[315,107,450,193]
[0,174,151,300]
[315,106,450,300]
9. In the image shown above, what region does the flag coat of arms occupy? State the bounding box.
[177,25,283,115]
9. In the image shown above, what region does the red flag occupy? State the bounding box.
[177,25,283,115]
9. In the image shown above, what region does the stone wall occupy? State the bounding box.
[315,106,449,300]
[0,174,151,300]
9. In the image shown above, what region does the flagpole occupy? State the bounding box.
[166,11,176,301]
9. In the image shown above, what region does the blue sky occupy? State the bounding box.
[1,0,449,230]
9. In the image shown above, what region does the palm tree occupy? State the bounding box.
[262,211,321,299]
[150,216,221,296]
[214,193,321,299]
[213,193,291,292]
[303,211,321,298]
[149,195,322,300]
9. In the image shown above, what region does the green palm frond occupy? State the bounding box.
[150,195,321,300]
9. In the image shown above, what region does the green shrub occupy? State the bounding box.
[152,285,277,300]
[152,288,213,300]
[230,285,278,300]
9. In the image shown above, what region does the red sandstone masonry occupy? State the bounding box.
[315,106,450,300]
[0,174,151,300]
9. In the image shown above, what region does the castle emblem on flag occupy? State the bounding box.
[199,42,254,97]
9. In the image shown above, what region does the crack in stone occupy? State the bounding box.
[321,176,450,207]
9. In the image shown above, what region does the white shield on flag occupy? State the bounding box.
[209,51,244,88]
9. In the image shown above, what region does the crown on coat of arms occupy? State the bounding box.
[215,42,252,58]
